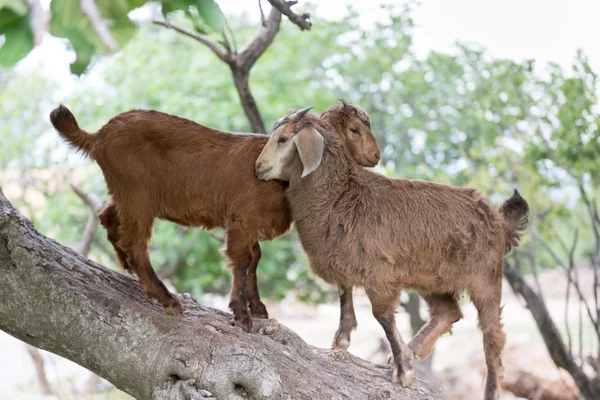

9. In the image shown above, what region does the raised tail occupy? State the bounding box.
[500,189,529,253]
[50,104,95,157]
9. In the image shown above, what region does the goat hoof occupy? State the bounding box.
[331,335,351,351]
[231,316,252,332]
[249,302,269,319]
[391,364,414,388]
[163,296,183,316]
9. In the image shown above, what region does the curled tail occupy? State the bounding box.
[50,104,95,157]
[500,189,529,253]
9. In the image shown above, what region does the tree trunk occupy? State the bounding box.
[503,262,600,399]
[231,67,266,134]
[0,188,447,400]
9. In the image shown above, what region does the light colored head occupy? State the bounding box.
[321,99,380,167]
[255,107,325,181]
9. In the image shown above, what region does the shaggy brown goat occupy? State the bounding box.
[255,110,529,400]
[50,101,380,331]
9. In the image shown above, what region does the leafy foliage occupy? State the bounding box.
[0,0,223,73]
[0,3,33,66]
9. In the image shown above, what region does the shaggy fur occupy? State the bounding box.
[255,112,529,400]
[50,102,379,331]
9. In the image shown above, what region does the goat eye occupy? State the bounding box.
[278,136,288,144]
[351,128,360,135]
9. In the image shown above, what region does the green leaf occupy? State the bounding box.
[49,0,144,75]
[0,8,34,66]
[0,0,27,15]
[161,0,224,33]
[195,0,223,33]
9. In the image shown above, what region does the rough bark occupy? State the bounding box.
[503,263,600,399]
[0,188,447,400]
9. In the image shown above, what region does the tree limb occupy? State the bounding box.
[0,187,447,400]
[266,0,312,31]
[71,184,105,257]
[503,262,600,399]
[80,0,118,52]
[237,5,282,74]
[152,19,231,64]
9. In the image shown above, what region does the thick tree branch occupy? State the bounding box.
[152,19,231,63]
[80,0,118,52]
[266,0,312,31]
[0,187,447,400]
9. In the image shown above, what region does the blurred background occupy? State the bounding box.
[1,0,599,399]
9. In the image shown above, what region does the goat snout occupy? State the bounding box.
[255,161,272,179]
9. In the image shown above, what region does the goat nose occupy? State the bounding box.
[374,151,381,160]
[256,161,262,170]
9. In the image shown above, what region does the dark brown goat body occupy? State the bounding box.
[255,113,529,400]
[50,103,380,331]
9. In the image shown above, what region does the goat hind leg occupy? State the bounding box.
[366,285,414,387]
[471,284,506,400]
[118,215,182,316]
[408,293,463,360]
[98,202,131,273]
[332,284,357,350]
[246,242,268,319]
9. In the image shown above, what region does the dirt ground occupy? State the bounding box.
[0,268,595,400]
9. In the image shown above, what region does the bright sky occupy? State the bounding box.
[15,0,600,86]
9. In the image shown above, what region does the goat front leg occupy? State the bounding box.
[366,285,414,387]
[332,284,357,350]
[246,242,269,319]
[225,226,253,332]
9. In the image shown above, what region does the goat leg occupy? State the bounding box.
[225,228,253,332]
[366,285,414,387]
[332,284,357,350]
[246,242,269,319]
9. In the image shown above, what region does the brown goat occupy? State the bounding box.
[49,101,380,331]
[255,110,529,400]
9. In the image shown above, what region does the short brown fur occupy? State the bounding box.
[255,113,529,400]
[50,102,379,331]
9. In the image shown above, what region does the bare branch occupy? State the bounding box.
[266,0,312,31]
[237,5,282,73]
[153,19,231,63]
[24,0,48,45]
[26,345,53,395]
[533,231,600,343]
[71,184,105,256]
[71,184,104,213]
[80,0,118,52]
[503,262,600,398]
[258,0,267,26]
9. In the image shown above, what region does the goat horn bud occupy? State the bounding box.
[291,106,313,119]
[339,98,350,108]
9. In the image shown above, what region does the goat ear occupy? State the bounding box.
[293,128,324,178]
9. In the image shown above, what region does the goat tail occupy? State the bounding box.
[499,189,529,253]
[50,104,95,158]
